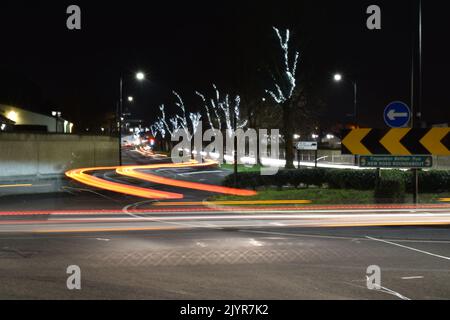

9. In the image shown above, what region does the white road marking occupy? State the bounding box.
[122,201,219,229]
[239,230,362,241]
[401,276,424,280]
[366,236,450,261]
[96,238,110,241]
[196,242,207,248]
[365,276,411,300]
[240,230,450,244]
[179,170,224,176]
[249,238,264,247]
[378,286,411,300]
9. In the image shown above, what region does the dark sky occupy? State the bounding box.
[0,0,448,131]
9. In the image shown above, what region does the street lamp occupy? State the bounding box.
[51,111,62,133]
[136,72,145,81]
[118,71,146,165]
[127,96,134,102]
[333,73,358,125]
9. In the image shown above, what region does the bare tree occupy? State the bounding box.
[266,26,300,169]
[197,84,246,137]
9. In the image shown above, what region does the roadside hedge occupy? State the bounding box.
[414,170,450,193]
[374,177,406,203]
[223,168,450,193]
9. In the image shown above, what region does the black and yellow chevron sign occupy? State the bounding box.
[341,128,450,155]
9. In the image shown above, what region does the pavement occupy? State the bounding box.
[0,148,449,299]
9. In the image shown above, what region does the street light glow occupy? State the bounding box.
[136,72,145,81]
[334,73,342,82]
[6,111,18,122]
[128,96,134,102]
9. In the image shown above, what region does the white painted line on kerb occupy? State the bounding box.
[0,184,33,188]
[366,236,450,261]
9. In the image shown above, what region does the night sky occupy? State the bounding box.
[0,0,448,132]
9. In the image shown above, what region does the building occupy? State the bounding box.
[0,113,15,131]
[0,104,73,133]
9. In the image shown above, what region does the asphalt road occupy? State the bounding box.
[0,149,449,299]
[0,225,450,299]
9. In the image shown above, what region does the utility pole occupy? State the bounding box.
[353,81,357,126]
[418,0,423,127]
[233,108,238,187]
[412,0,422,205]
[118,76,123,166]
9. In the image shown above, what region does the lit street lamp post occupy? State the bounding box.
[334,73,359,166]
[333,73,358,126]
[52,111,62,133]
[118,72,145,165]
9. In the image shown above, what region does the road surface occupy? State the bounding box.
[0,148,449,299]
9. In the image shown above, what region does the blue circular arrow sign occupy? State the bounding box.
[384,101,411,128]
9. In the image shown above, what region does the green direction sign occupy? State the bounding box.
[359,155,433,168]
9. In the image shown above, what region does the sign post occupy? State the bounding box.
[358,155,432,205]
[296,141,318,168]
[296,141,318,151]
[413,168,419,204]
[315,149,318,168]
[358,155,432,168]
[342,127,449,205]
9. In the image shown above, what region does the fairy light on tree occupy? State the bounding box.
[265,26,300,169]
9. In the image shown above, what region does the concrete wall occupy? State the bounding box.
[0,133,119,179]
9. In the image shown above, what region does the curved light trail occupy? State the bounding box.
[115,160,257,196]
[65,166,183,199]
[66,160,256,199]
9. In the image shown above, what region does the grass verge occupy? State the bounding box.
[210,188,450,205]
[220,164,272,173]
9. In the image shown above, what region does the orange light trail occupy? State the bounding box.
[116,160,257,196]
[65,160,256,199]
[65,166,183,199]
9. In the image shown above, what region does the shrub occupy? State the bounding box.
[325,169,379,190]
[418,170,450,193]
[374,177,406,204]
[222,167,450,194]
